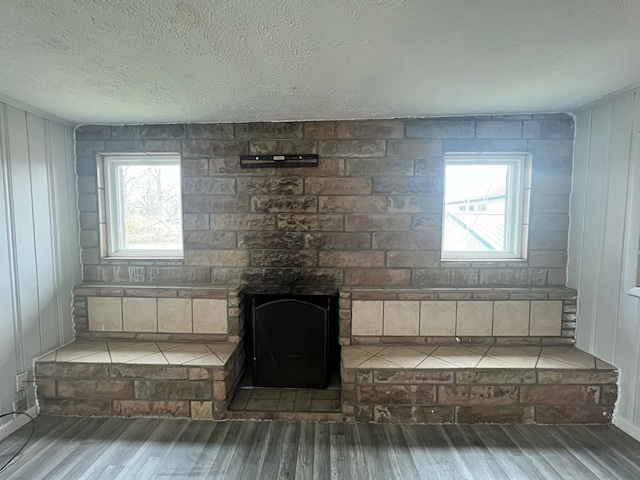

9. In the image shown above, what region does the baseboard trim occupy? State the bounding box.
[615,416,640,442]
[0,405,37,442]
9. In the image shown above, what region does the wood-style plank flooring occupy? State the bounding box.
[1,416,640,479]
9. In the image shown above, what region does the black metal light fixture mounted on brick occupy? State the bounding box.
[240,154,318,168]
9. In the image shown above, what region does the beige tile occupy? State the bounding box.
[530,301,562,336]
[193,299,228,334]
[493,301,530,336]
[122,297,157,333]
[108,341,160,363]
[129,352,168,365]
[67,351,112,363]
[161,343,212,365]
[88,297,122,332]
[383,301,420,336]
[107,341,140,351]
[430,345,486,368]
[482,346,539,368]
[157,298,192,333]
[351,301,383,336]
[183,354,224,366]
[493,345,542,356]
[56,341,108,362]
[37,351,57,362]
[407,345,438,356]
[156,342,188,352]
[475,356,532,369]
[357,345,386,355]
[58,340,107,351]
[416,355,460,369]
[358,356,402,369]
[456,345,491,355]
[538,346,596,369]
[596,358,617,370]
[206,343,237,363]
[341,346,374,368]
[536,357,579,369]
[456,301,493,336]
[377,346,428,368]
[420,301,456,336]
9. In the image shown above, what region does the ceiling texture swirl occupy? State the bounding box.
[1,0,639,123]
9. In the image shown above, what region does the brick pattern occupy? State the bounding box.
[75,116,573,290]
[226,388,343,422]
[342,366,617,425]
[35,346,243,420]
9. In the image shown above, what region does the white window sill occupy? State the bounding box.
[101,256,184,262]
[440,257,527,262]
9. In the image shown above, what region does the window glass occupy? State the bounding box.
[442,154,528,260]
[104,155,183,257]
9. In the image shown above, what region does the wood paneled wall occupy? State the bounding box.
[570,88,640,439]
[0,102,79,429]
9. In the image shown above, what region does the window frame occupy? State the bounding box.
[441,152,530,261]
[103,153,183,259]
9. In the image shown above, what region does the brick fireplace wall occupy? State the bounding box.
[39,116,589,424]
[75,115,573,291]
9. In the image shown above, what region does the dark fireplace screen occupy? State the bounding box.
[252,297,329,388]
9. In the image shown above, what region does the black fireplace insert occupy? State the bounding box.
[251,295,331,388]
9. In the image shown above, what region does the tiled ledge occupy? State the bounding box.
[348,286,578,301]
[338,287,577,345]
[35,340,244,420]
[342,345,613,370]
[73,283,235,298]
[72,283,242,342]
[341,345,618,425]
[38,340,237,366]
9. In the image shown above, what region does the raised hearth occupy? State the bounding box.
[34,340,618,424]
[35,340,243,419]
[341,344,618,424]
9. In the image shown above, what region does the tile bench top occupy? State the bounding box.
[36,341,238,367]
[341,345,616,370]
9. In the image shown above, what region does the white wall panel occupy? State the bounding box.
[6,105,37,375]
[571,89,640,438]
[48,122,80,345]
[0,102,78,429]
[567,111,591,288]
[0,104,20,425]
[595,95,635,361]
[27,113,59,355]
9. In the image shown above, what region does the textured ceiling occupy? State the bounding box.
[1,1,639,124]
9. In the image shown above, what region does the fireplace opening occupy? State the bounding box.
[243,294,340,389]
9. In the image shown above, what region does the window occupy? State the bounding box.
[441,153,530,260]
[103,154,183,258]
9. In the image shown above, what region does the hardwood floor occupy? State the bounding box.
[1,416,640,479]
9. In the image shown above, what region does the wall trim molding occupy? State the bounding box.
[0,94,75,128]
[573,83,640,114]
[0,405,37,442]
[615,416,640,442]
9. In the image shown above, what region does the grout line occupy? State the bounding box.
[104,341,113,363]
[157,344,171,365]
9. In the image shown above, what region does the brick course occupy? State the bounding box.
[342,357,617,425]
[76,116,573,291]
[35,343,243,420]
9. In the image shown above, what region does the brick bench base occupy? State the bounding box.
[341,344,618,424]
[35,340,243,420]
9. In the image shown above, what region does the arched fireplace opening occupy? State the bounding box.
[245,293,340,388]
